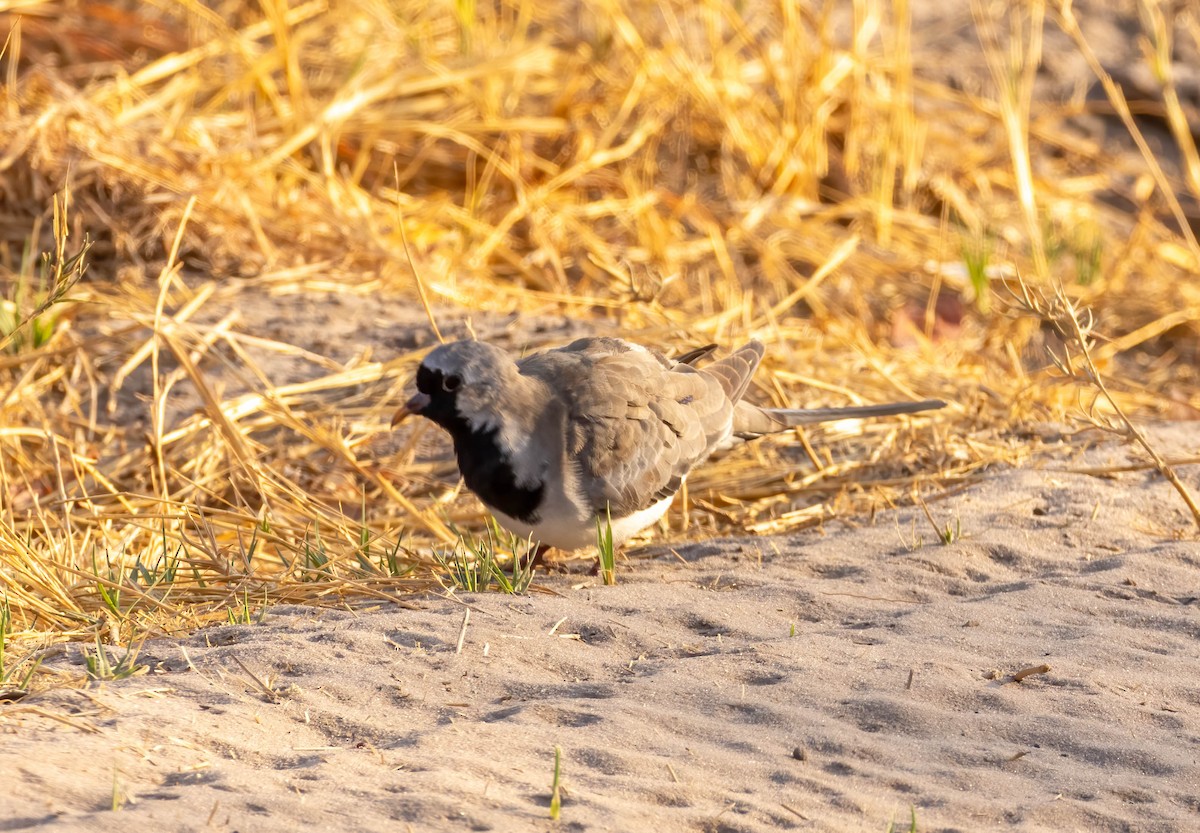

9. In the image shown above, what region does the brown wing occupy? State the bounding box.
[519,339,762,517]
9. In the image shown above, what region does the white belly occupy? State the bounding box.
[490,494,676,552]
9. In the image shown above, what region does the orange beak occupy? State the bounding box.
[391,392,431,427]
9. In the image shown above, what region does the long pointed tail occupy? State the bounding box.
[733,398,945,439]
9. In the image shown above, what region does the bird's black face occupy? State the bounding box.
[409,364,464,430]
[393,348,542,525]
[392,339,509,433]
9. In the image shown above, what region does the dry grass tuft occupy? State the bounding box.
[0,1,1198,671]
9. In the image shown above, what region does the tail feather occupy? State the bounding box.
[673,344,718,366]
[701,341,765,403]
[733,398,946,439]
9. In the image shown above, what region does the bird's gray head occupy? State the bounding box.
[391,340,519,434]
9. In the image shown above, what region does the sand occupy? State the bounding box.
[3,0,1198,829]
[3,428,1197,833]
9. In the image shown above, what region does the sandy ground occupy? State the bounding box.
[3,428,1198,833]
[5,2,1199,830]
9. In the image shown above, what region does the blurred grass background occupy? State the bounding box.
[0,0,1197,662]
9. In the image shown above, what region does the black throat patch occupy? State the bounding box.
[414,367,544,524]
[448,419,544,524]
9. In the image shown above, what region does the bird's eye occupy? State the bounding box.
[442,374,461,392]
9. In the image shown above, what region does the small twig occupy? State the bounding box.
[915,493,959,543]
[455,607,470,654]
[1010,663,1051,683]
[916,494,940,535]
[1058,456,1200,476]
[178,645,201,675]
[780,803,809,821]
[231,656,279,701]
[393,163,444,344]
[0,188,92,353]
[1069,356,1200,528]
[1008,274,1200,531]
[819,591,925,605]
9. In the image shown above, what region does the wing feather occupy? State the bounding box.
[519,339,738,518]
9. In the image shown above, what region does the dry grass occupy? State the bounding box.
[0,0,1198,673]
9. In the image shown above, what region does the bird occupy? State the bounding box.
[391,337,945,552]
